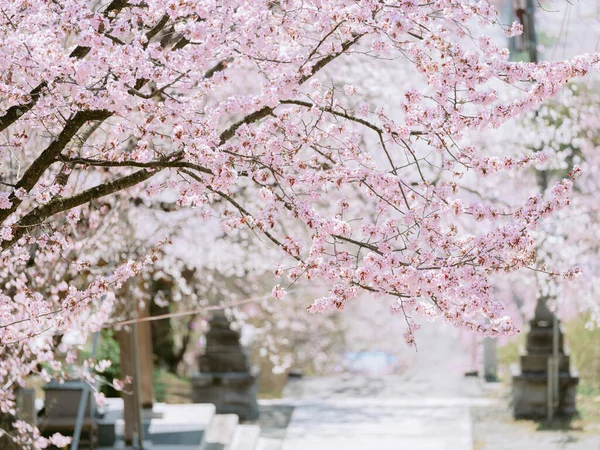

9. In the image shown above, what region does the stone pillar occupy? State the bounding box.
[482,338,497,382]
[191,311,259,421]
[17,388,37,426]
[512,297,578,419]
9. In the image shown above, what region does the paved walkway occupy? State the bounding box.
[279,323,487,449]
[271,320,600,449]
[281,397,475,450]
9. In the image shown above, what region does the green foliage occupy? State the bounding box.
[82,330,177,400]
[149,281,178,372]
[509,50,530,63]
[497,338,521,368]
[79,329,121,396]
[496,336,525,382]
[153,368,167,403]
[152,369,193,403]
[93,329,122,397]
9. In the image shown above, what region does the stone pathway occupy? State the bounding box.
[284,321,479,399]
[271,321,600,449]
[277,323,486,449]
[281,397,475,450]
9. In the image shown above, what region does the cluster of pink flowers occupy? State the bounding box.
[0,0,597,445]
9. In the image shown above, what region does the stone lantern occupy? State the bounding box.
[191,311,259,421]
[512,297,578,419]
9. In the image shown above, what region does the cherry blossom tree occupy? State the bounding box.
[0,0,599,446]
[477,79,600,326]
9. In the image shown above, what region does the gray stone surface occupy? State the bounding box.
[256,437,284,450]
[256,402,295,440]
[42,379,97,418]
[279,323,483,449]
[230,423,261,450]
[203,414,239,450]
[17,388,37,426]
[40,380,99,448]
[191,370,259,421]
[281,397,478,450]
[99,401,215,449]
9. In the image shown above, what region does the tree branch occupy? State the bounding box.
[2,168,160,250]
[218,34,364,145]
[0,0,129,132]
[0,110,111,225]
[61,155,213,175]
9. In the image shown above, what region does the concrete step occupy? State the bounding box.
[281,398,474,450]
[98,401,216,449]
[256,437,284,450]
[202,414,239,450]
[230,424,261,450]
[100,442,199,450]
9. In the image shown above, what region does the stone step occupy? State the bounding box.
[98,401,216,449]
[202,414,239,450]
[281,398,474,450]
[256,437,284,450]
[100,443,200,450]
[230,424,261,450]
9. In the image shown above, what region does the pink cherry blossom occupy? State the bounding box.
[0,1,597,445]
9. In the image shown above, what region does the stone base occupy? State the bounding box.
[42,380,97,418]
[40,380,100,447]
[512,372,578,419]
[191,370,259,421]
[98,400,215,448]
[520,353,571,373]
